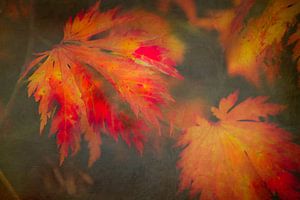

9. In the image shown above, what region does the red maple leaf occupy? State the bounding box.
[20,2,184,165]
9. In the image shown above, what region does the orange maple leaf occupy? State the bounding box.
[20,2,184,165]
[226,0,300,86]
[192,0,299,86]
[177,91,300,200]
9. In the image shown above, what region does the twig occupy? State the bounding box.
[0,170,21,200]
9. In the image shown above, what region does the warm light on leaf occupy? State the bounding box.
[193,0,299,86]
[21,2,184,165]
[226,0,300,86]
[177,91,300,200]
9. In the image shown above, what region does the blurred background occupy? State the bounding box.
[0,0,299,199]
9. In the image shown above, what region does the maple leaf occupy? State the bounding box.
[193,0,299,86]
[226,0,300,86]
[177,91,300,200]
[20,2,184,165]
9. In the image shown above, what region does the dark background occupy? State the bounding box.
[0,0,299,199]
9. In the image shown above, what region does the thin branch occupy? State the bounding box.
[0,170,21,200]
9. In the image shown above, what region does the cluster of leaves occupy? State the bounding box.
[168,1,300,199]
[16,0,300,199]
[21,2,184,165]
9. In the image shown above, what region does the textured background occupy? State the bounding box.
[0,0,299,199]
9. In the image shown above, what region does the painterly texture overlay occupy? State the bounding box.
[0,0,299,199]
